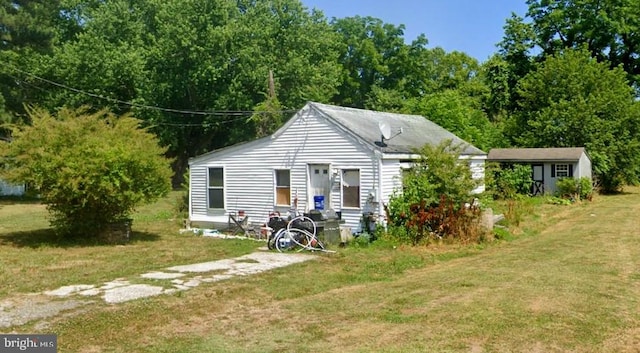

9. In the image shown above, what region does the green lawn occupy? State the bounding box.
[1,189,639,352]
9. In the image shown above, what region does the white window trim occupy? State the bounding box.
[207,166,225,210]
[274,169,291,207]
[555,164,570,178]
[341,168,361,209]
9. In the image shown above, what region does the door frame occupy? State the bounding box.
[531,163,544,195]
[307,163,332,210]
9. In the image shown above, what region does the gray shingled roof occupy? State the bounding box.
[487,147,587,162]
[309,102,485,155]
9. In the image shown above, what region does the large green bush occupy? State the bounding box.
[556,177,594,201]
[487,163,534,199]
[385,140,481,245]
[0,107,173,238]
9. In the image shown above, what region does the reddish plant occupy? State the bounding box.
[405,195,482,245]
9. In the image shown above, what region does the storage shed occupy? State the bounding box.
[487,147,592,195]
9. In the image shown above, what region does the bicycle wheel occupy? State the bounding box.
[274,230,298,252]
[287,229,315,252]
[287,215,317,238]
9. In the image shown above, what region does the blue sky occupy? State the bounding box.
[300,0,529,62]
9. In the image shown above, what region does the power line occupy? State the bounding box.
[0,61,298,117]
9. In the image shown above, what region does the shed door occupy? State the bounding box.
[532,164,544,195]
[308,164,331,210]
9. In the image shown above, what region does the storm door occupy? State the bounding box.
[308,164,331,210]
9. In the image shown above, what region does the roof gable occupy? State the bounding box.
[188,136,271,165]
[305,102,485,155]
[487,147,588,162]
[191,102,487,164]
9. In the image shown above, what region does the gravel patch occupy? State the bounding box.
[0,295,92,328]
[0,251,316,328]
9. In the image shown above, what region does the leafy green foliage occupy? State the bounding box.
[487,163,534,199]
[405,90,500,151]
[385,141,481,245]
[556,177,594,201]
[0,107,173,238]
[526,0,640,91]
[248,92,285,139]
[0,0,60,52]
[0,0,63,127]
[330,15,410,108]
[508,49,640,192]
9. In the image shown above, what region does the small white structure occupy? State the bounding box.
[0,180,25,196]
[188,102,487,232]
[487,147,592,195]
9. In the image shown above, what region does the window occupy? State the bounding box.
[208,167,224,209]
[552,164,571,178]
[275,169,291,206]
[342,169,360,208]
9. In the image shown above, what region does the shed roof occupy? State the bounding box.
[487,147,587,162]
[308,102,485,156]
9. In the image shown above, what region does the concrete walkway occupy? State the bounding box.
[0,251,315,329]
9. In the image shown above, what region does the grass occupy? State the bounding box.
[0,192,260,296]
[2,189,640,352]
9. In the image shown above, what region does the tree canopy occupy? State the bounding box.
[3,0,640,193]
[508,49,640,192]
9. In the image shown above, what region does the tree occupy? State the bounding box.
[20,0,342,186]
[492,13,538,119]
[0,0,62,123]
[509,48,640,192]
[526,0,640,92]
[405,90,500,151]
[0,107,173,238]
[0,0,60,52]
[248,71,285,138]
[480,55,512,122]
[330,16,413,108]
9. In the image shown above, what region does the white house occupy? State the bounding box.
[188,102,487,232]
[487,147,592,195]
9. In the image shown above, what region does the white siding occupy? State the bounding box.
[0,180,25,196]
[189,108,376,231]
[577,152,593,179]
[380,159,402,204]
[469,157,486,194]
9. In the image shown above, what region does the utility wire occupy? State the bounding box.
[0,61,298,117]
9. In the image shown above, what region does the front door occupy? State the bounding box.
[308,164,331,210]
[532,164,544,195]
